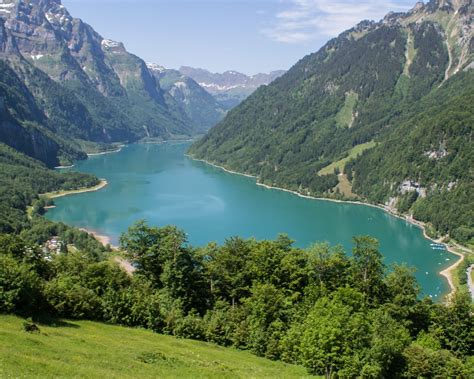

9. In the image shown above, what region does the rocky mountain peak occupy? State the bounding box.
[100,38,125,53]
[411,1,425,12]
[0,1,15,18]
[146,62,166,73]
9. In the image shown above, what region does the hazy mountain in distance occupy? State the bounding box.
[179,66,286,109]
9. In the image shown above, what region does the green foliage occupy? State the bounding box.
[403,343,467,378]
[44,275,101,319]
[350,236,386,302]
[120,222,210,313]
[291,288,369,376]
[101,277,162,330]
[0,254,43,315]
[1,221,473,376]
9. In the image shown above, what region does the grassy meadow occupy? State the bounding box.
[0,315,314,379]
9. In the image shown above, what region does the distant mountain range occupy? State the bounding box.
[179,66,286,109]
[189,0,474,244]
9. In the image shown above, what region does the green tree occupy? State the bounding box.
[307,243,350,290]
[403,343,467,378]
[297,287,369,377]
[121,221,209,312]
[431,291,474,357]
[364,310,411,377]
[0,254,44,316]
[350,236,386,302]
[242,283,289,358]
[203,237,253,307]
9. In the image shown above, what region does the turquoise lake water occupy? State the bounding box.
[46,142,454,298]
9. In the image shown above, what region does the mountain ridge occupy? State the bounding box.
[147,63,227,133]
[189,0,473,244]
[179,66,286,109]
[0,0,217,166]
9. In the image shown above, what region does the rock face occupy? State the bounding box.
[0,0,199,165]
[148,65,227,132]
[179,66,286,109]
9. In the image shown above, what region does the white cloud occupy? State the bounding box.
[263,0,414,44]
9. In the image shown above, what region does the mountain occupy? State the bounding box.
[189,0,474,244]
[147,63,226,133]
[0,0,196,166]
[179,66,286,109]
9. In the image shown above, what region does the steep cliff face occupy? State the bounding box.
[0,59,85,167]
[0,0,200,165]
[149,65,227,133]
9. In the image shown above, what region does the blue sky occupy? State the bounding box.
[63,0,417,75]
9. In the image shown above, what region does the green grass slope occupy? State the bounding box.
[0,315,314,379]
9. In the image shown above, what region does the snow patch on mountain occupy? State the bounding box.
[101,39,124,52]
[146,62,166,72]
[199,83,249,91]
[0,1,15,16]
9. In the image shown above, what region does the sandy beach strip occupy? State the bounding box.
[79,228,115,247]
[87,145,124,157]
[45,179,108,199]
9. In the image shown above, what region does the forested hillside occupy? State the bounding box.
[348,72,473,243]
[1,222,473,377]
[0,141,109,259]
[189,0,473,244]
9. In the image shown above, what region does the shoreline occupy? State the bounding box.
[42,179,114,248]
[87,146,124,157]
[189,156,470,301]
[45,179,108,199]
[79,227,117,248]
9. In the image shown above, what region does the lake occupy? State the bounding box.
[46,142,454,298]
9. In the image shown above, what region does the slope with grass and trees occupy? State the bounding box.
[1,222,473,377]
[189,0,474,246]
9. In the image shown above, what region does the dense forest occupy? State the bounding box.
[347,72,474,244]
[1,222,473,377]
[189,1,474,246]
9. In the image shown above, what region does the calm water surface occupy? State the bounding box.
[47,142,454,298]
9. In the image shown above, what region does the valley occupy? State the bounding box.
[0,0,473,377]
